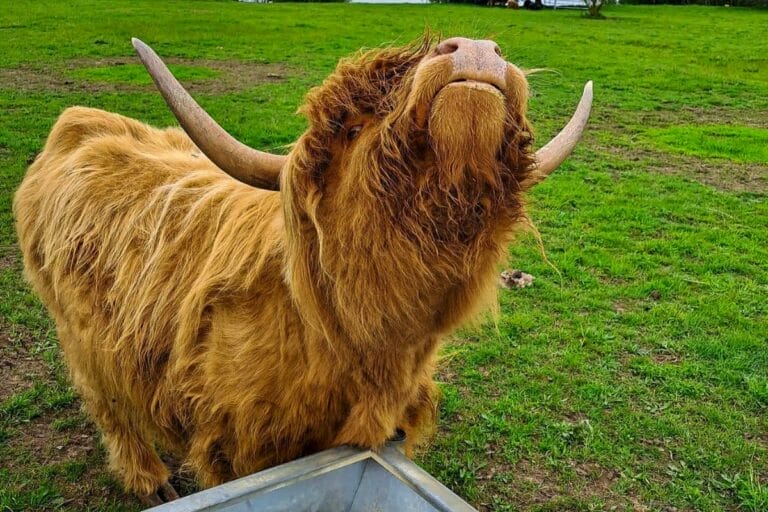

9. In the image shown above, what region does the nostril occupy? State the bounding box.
[436,39,460,56]
[493,44,502,57]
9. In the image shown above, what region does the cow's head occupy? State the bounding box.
[133,37,590,195]
[134,37,591,338]
[134,36,590,241]
[286,37,542,249]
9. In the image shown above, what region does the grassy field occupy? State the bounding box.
[1,1,767,511]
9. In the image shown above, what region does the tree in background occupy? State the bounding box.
[584,0,605,17]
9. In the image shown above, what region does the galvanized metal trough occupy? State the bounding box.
[147,443,477,512]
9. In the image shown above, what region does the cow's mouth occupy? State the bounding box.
[446,78,504,94]
[443,78,504,98]
[437,79,506,102]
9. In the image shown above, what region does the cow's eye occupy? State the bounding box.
[347,125,363,141]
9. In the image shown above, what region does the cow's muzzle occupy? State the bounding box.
[435,37,508,93]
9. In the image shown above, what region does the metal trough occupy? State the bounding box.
[147,444,477,512]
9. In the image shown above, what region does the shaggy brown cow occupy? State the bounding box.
[14,36,591,505]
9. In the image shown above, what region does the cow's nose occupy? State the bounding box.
[437,37,502,58]
[436,38,508,91]
[436,38,461,56]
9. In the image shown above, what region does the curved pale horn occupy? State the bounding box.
[132,38,285,190]
[523,81,593,190]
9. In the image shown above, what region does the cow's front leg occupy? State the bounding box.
[332,377,438,451]
[332,381,438,452]
[333,373,412,448]
[332,399,406,449]
[333,341,440,451]
[399,377,440,456]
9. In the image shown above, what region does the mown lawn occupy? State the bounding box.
[1,1,766,511]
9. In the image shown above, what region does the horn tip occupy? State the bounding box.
[131,37,146,52]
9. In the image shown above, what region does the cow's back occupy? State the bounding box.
[13,107,285,434]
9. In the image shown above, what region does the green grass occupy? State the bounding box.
[646,125,768,164]
[69,63,221,86]
[1,1,767,511]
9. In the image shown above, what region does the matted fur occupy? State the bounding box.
[14,37,535,497]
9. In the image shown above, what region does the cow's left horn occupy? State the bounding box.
[522,81,593,190]
[132,38,285,191]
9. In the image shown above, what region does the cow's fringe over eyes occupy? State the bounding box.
[14,36,535,499]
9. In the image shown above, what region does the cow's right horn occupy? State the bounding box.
[522,81,593,190]
[132,38,285,191]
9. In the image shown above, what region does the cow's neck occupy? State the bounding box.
[291,215,511,354]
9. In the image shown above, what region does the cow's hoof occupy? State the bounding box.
[159,482,180,501]
[388,428,406,443]
[139,482,180,508]
[139,492,163,508]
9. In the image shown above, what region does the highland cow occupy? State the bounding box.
[14,36,591,505]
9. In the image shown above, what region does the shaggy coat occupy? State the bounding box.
[14,39,535,497]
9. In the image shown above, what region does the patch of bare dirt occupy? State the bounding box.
[651,352,682,365]
[601,143,767,195]
[4,407,96,470]
[562,412,588,424]
[0,318,140,508]
[612,301,629,314]
[436,363,457,385]
[0,405,139,510]
[0,57,294,95]
[0,249,18,271]
[475,456,636,511]
[592,110,768,194]
[611,299,648,315]
[0,321,51,402]
[744,431,768,449]
[593,107,768,134]
[464,432,660,511]
[629,107,768,130]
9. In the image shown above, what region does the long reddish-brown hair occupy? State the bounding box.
[14,36,538,498]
